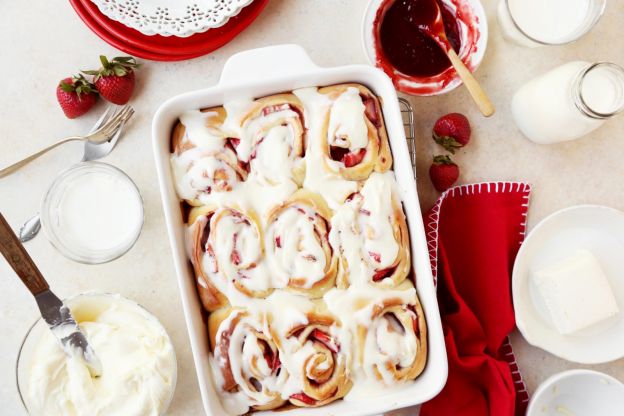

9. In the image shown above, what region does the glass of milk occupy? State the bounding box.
[512,61,624,144]
[498,0,606,47]
[40,162,144,263]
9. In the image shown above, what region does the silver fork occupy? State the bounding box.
[0,105,133,178]
[17,106,135,242]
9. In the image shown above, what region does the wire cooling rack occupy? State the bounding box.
[399,98,417,177]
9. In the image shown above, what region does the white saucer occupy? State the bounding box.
[513,205,624,364]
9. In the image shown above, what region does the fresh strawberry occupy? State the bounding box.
[56,75,98,119]
[83,55,140,105]
[429,155,459,192]
[432,113,471,154]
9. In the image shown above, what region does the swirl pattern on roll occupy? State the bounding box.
[318,84,392,181]
[189,205,271,311]
[273,303,352,407]
[237,94,306,186]
[330,172,410,288]
[209,308,288,411]
[356,284,427,385]
[265,190,337,297]
[171,108,249,206]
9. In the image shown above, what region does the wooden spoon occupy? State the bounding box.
[412,0,495,117]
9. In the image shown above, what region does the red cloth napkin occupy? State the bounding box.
[420,182,531,416]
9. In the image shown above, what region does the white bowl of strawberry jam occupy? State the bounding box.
[362,0,488,96]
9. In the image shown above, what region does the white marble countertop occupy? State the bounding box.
[1,0,623,415]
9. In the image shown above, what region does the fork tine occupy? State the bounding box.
[89,106,114,134]
[97,107,134,141]
[90,106,131,140]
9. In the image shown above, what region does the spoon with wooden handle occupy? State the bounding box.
[412,0,495,117]
[0,213,102,377]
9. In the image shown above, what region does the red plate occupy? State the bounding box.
[69,0,269,61]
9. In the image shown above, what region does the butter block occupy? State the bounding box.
[533,249,620,335]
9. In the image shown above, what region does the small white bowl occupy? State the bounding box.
[362,0,488,96]
[527,370,624,416]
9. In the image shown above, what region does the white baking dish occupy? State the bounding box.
[152,44,447,416]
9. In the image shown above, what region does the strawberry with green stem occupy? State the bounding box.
[83,56,140,105]
[56,74,98,119]
[429,155,459,192]
[432,113,471,154]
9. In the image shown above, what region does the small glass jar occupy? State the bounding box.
[511,62,624,144]
[40,162,144,264]
[498,0,606,47]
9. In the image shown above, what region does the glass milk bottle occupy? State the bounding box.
[512,62,624,144]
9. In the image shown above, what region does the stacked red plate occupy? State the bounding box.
[69,0,269,61]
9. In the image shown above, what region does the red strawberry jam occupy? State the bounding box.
[377,0,461,78]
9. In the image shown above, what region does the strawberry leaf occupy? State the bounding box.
[433,155,455,165]
[433,134,463,154]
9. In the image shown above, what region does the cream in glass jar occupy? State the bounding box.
[511,62,624,144]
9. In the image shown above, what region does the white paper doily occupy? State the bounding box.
[90,0,255,37]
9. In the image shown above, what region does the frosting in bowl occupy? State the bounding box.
[26,294,176,416]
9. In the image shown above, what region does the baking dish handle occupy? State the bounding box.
[218,44,320,85]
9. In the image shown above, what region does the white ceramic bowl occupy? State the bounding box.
[362,0,488,96]
[527,370,624,416]
[513,205,624,364]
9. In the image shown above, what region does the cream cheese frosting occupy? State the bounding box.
[27,294,176,416]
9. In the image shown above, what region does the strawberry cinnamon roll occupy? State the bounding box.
[188,205,271,311]
[265,190,337,297]
[324,281,427,387]
[171,108,248,206]
[272,303,352,407]
[318,83,392,181]
[209,307,288,412]
[238,94,306,186]
[356,281,427,384]
[330,172,410,288]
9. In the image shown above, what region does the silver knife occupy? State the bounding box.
[0,213,102,377]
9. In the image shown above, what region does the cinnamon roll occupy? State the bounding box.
[329,172,410,288]
[318,83,392,181]
[188,204,271,311]
[238,94,306,186]
[271,302,352,407]
[324,280,427,387]
[265,190,337,297]
[356,281,427,384]
[209,307,288,412]
[171,108,248,206]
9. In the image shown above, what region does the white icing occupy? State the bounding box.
[324,284,419,393]
[27,295,176,416]
[265,205,327,288]
[328,87,368,150]
[329,172,400,285]
[179,110,226,151]
[214,310,289,413]
[170,148,242,203]
[294,87,358,209]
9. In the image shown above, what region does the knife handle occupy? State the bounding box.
[0,213,49,295]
